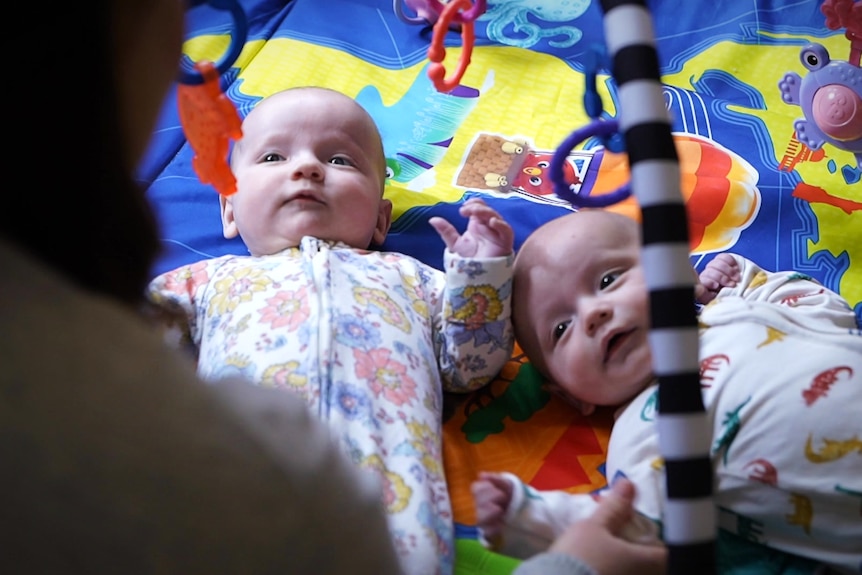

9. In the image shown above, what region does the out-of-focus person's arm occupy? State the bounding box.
[2,241,403,575]
[512,479,667,575]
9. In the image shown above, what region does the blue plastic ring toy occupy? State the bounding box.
[550,119,631,208]
[178,0,247,85]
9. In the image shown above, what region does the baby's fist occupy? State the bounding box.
[695,253,740,304]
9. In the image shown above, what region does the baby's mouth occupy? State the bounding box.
[286,191,324,205]
[604,329,635,363]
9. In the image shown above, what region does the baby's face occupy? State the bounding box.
[222,89,389,255]
[513,211,654,410]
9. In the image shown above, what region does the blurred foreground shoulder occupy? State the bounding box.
[0,240,402,575]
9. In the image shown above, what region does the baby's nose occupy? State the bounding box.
[292,155,324,180]
[584,306,611,336]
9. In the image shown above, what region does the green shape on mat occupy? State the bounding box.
[461,362,550,443]
[455,539,520,575]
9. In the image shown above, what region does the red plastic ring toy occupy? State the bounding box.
[427,0,475,93]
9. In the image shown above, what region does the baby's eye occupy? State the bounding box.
[262,153,284,162]
[599,271,621,290]
[329,156,353,166]
[553,320,571,341]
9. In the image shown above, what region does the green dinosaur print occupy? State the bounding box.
[640,388,659,422]
[835,484,862,498]
[788,272,814,282]
[712,395,752,465]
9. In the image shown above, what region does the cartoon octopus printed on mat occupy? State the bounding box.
[479,0,589,49]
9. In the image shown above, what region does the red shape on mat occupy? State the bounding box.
[529,417,605,491]
[793,182,862,215]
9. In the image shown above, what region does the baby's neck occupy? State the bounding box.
[613,376,659,420]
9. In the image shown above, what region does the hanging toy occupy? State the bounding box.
[822,0,861,66]
[394,0,486,27]
[425,0,486,93]
[778,0,862,170]
[177,0,247,196]
[550,46,630,208]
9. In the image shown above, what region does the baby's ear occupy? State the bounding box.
[371,197,393,246]
[220,194,239,239]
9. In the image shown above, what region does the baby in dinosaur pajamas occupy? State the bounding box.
[472,210,861,573]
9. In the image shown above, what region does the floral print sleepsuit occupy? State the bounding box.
[148,237,515,575]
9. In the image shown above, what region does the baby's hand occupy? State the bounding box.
[695,253,740,304]
[429,197,514,258]
[471,471,515,543]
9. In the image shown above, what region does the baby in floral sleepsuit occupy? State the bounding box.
[148,87,516,575]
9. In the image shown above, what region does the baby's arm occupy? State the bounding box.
[695,253,740,305]
[145,261,213,356]
[472,471,659,560]
[429,197,514,258]
[140,296,196,357]
[431,197,516,393]
[472,471,577,558]
[703,253,858,329]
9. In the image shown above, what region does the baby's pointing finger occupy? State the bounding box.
[460,201,499,219]
[429,217,459,249]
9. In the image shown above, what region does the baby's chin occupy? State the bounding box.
[623,340,653,378]
[246,238,301,257]
[603,360,654,405]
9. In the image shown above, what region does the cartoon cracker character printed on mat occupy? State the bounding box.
[455,132,761,255]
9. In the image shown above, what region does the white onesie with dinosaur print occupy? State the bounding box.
[486,254,861,573]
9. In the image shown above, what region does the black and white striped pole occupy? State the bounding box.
[600,0,716,572]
